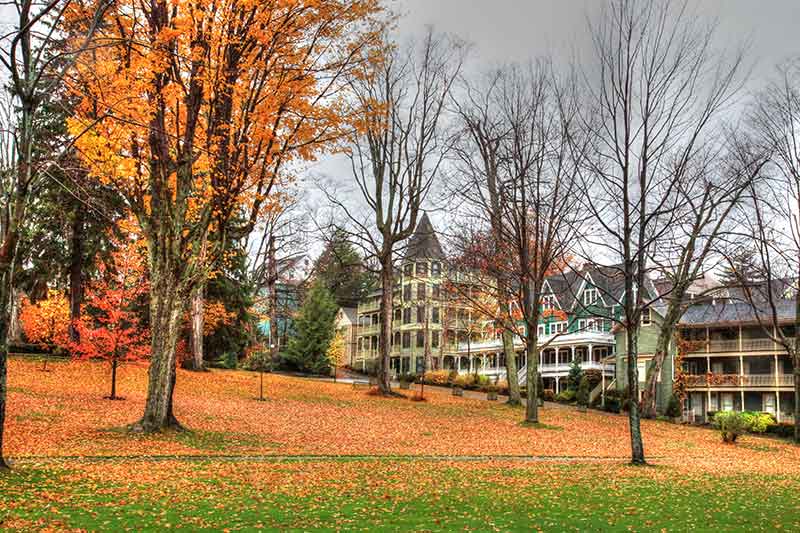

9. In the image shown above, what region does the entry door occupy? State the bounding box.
[691,393,704,416]
[763,393,776,415]
[721,393,734,411]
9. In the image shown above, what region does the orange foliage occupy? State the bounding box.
[19,289,70,349]
[202,301,235,337]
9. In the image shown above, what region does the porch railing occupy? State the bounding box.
[684,338,790,354]
[685,373,794,387]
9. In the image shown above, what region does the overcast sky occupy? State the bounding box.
[301,0,800,259]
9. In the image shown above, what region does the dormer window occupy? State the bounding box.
[583,288,598,306]
[431,262,441,276]
[641,307,652,326]
[541,294,556,310]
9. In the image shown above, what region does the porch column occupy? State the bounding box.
[739,354,744,386]
[738,325,742,351]
[570,345,575,362]
[482,356,487,371]
[706,390,711,422]
[457,357,461,372]
[555,376,560,394]
[588,343,594,363]
[777,391,782,423]
[775,354,780,387]
[601,371,606,407]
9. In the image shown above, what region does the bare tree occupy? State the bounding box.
[328,29,466,394]
[448,61,587,422]
[578,0,748,463]
[0,0,111,471]
[735,59,800,442]
[641,138,767,418]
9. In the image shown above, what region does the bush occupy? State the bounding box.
[567,359,583,391]
[398,373,416,384]
[240,348,272,371]
[741,411,775,434]
[713,411,748,443]
[603,397,621,413]
[766,422,796,438]
[453,374,475,389]
[424,370,451,386]
[583,368,602,388]
[209,351,238,369]
[543,389,555,402]
[555,389,576,403]
[665,395,682,419]
[576,376,590,406]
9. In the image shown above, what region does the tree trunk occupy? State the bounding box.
[268,238,280,364]
[68,206,84,343]
[377,254,393,394]
[794,279,800,443]
[525,332,540,423]
[641,305,682,418]
[626,327,646,464]
[110,355,118,400]
[188,283,204,371]
[502,329,521,405]
[131,269,186,432]
[8,290,21,344]
[0,343,8,470]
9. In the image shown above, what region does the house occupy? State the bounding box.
[677,299,795,423]
[335,307,358,367]
[354,213,478,374]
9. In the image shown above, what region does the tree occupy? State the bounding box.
[448,62,586,422]
[19,289,70,350]
[70,232,150,400]
[0,0,112,471]
[285,283,338,375]
[567,358,583,391]
[577,0,748,464]
[68,0,382,432]
[327,29,465,394]
[314,230,374,308]
[738,58,800,442]
[327,331,347,382]
[717,247,763,290]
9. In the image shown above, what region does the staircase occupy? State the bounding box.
[589,378,616,404]
[517,365,527,384]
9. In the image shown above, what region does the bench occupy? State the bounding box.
[352,380,371,389]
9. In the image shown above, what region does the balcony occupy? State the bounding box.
[684,338,785,354]
[539,361,614,375]
[685,373,794,388]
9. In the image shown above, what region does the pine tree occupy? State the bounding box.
[314,230,374,308]
[285,282,338,374]
[567,358,583,391]
[719,248,762,288]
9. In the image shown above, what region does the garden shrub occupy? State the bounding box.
[603,397,621,413]
[665,395,682,419]
[576,376,590,406]
[740,411,775,434]
[543,389,555,402]
[453,374,475,389]
[583,368,602,388]
[713,411,748,443]
[766,422,796,438]
[555,389,576,403]
[424,370,451,386]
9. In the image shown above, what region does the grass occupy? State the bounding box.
[3,357,800,530]
[2,460,798,531]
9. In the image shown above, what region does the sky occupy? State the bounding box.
[301,0,800,259]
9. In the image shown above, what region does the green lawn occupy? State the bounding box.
[2,459,798,531]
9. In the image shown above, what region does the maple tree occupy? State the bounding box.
[327,331,347,381]
[66,0,383,431]
[19,290,70,350]
[70,232,150,400]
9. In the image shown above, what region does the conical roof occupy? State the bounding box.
[404,213,445,260]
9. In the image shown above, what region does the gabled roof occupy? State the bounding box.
[404,213,445,261]
[679,298,796,326]
[543,263,657,313]
[337,307,358,325]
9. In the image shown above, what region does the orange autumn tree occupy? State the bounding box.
[19,289,70,350]
[67,0,382,431]
[71,232,150,400]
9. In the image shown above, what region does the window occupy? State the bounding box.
[403,284,411,300]
[541,294,556,310]
[416,262,428,276]
[431,262,441,276]
[416,331,425,348]
[393,332,400,346]
[432,284,440,299]
[417,305,426,324]
[416,282,425,300]
[394,308,401,322]
[371,314,379,326]
[404,263,413,276]
[402,332,411,348]
[582,287,599,306]
[431,331,439,348]
[403,308,411,324]
[551,322,567,334]
[537,324,546,337]
[641,307,652,326]
[357,338,363,352]
[432,307,440,323]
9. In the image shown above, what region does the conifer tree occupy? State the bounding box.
[314,230,374,308]
[285,283,338,374]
